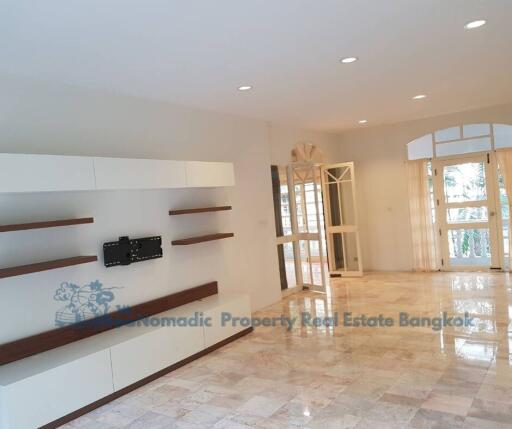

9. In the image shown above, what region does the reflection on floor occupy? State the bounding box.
[285,261,329,289]
[61,272,512,428]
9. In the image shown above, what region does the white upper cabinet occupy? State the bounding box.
[0,154,235,192]
[185,161,235,187]
[0,154,96,193]
[93,157,187,190]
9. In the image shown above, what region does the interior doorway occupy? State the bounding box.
[271,160,364,292]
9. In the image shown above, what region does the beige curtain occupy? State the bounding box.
[496,149,512,267]
[407,159,438,271]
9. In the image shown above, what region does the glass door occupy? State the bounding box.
[434,153,501,270]
[291,164,327,292]
[320,162,363,276]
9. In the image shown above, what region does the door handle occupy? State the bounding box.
[490,211,496,217]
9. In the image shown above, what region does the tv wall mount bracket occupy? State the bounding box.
[103,235,163,267]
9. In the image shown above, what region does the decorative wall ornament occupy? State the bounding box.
[103,236,163,267]
[291,142,324,163]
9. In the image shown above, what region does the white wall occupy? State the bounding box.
[0,73,338,343]
[339,103,512,271]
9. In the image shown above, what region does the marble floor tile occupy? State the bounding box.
[466,398,512,424]
[409,408,465,428]
[463,416,512,429]
[59,272,512,429]
[421,393,473,416]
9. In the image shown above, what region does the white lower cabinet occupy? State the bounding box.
[202,295,252,347]
[0,294,251,428]
[0,350,113,429]
[110,323,204,390]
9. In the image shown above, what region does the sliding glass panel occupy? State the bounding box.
[446,207,488,224]
[443,162,487,203]
[448,228,491,266]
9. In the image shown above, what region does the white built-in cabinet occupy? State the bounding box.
[0,294,251,429]
[0,154,96,193]
[0,154,235,193]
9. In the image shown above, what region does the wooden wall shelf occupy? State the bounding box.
[0,256,98,279]
[0,217,94,233]
[169,206,232,216]
[171,233,234,246]
[0,282,218,366]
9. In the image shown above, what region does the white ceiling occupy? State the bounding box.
[2,0,512,131]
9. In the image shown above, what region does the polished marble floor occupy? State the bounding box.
[62,272,512,428]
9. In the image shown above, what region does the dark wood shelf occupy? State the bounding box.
[0,217,94,233]
[172,233,234,246]
[0,256,98,279]
[0,281,218,366]
[169,206,232,216]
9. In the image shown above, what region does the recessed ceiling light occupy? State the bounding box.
[238,85,252,91]
[358,119,368,124]
[464,19,486,30]
[340,57,358,64]
[412,94,427,100]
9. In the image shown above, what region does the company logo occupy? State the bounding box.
[54,280,121,327]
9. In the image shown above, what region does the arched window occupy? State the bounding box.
[406,123,512,272]
[407,123,512,160]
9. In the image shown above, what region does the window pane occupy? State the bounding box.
[448,228,491,266]
[443,162,487,203]
[299,240,311,284]
[498,173,509,266]
[463,123,490,138]
[283,242,297,288]
[435,127,460,142]
[436,137,491,157]
[305,182,318,233]
[494,124,512,149]
[295,185,307,233]
[407,134,433,160]
[447,207,488,224]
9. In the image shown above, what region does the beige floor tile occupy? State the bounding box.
[421,393,473,416]
[60,272,512,429]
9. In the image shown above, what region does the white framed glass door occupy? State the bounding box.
[271,164,327,293]
[433,152,502,270]
[291,164,327,292]
[320,162,363,277]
